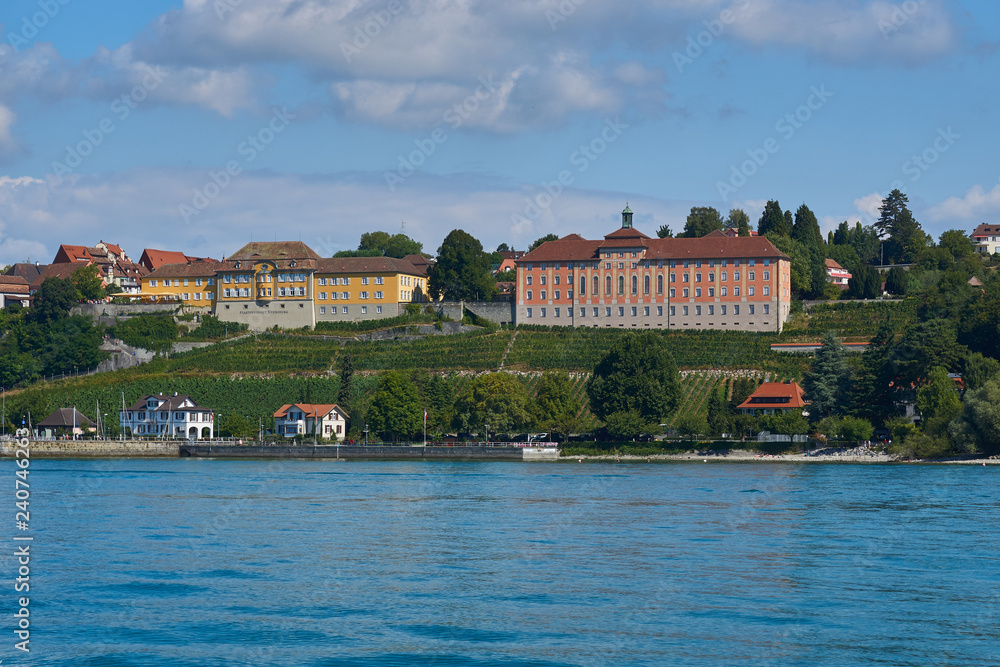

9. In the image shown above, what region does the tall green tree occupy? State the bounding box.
[757,200,789,237]
[937,229,975,260]
[803,332,851,420]
[72,264,106,301]
[725,209,751,237]
[586,332,681,425]
[892,319,967,387]
[792,204,827,298]
[453,372,532,435]
[532,372,581,439]
[334,231,424,258]
[916,366,962,435]
[338,354,354,416]
[429,229,496,301]
[846,264,880,299]
[948,379,1000,456]
[28,277,77,324]
[884,266,909,296]
[877,189,928,263]
[765,233,811,298]
[706,382,733,435]
[367,372,423,441]
[680,207,724,238]
[656,224,674,239]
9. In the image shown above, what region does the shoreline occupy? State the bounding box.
[566,449,999,464]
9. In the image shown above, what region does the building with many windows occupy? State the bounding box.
[213,242,430,330]
[515,207,792,332]
[141,261,221,305]
[120,394,215,439]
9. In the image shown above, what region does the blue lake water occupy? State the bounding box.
[9,459,1000,666]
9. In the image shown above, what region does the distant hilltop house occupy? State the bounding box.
[51,241,148,293]
[0,276,31,308]
[824,258,852,287]
[514,206,793,332]
[120,394,215,439]
[273,404,349,441]
[36,407,95,439]
[737,381,809,416]
[971,224,1000,255]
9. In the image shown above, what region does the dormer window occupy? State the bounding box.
[290,260,296,268]
[235,261,241,269]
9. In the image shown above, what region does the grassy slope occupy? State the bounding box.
[7,301,911,430]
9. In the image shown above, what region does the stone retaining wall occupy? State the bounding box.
[2,440,180,458]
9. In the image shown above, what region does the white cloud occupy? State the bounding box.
[854,192,884,223]
[732,0,957,65]
[0,167,695,264]
[927,177,1000,223]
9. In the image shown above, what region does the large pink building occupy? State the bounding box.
[514,207,792,332]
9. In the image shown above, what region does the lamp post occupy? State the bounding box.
[364,423,369,446]
[485,423,489,445]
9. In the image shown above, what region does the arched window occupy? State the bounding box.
[631,275,638,294]
[657,275,663,294]
[643,275,650,294]
[618,276,625,295]
[579,280,586,296]
[605,276,612,295]
[593,276,599,295]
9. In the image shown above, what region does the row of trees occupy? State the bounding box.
[0,274,107,388]
[798,257,1000,457]
[333,331,684,442]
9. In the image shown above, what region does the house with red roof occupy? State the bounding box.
[273,404,349,440]
[737,381,809,416]
[514,206,792,332]
[971,223,1000,255]
[0,276,31,308]
[824,258,852,286]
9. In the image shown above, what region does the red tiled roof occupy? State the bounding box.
[315,257,425,275]
[825,258,844,270]
[228,241,322,262]
[737,382,808,410]
[273,403,349,419]
[31,262,92,289]
[518,227,789,263]
[53,245,94,264]
[971,224,1000,238]
[145,262,223,279]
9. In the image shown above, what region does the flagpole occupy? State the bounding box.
[423,409,427,446]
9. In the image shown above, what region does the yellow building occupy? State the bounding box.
[141,261,220,305]
[313,257,428,322]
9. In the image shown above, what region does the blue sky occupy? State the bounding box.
[0,0,998,265]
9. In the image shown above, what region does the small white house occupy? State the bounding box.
[273,404,349,441]
[824,258,852,286]
[120,393,214,439]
